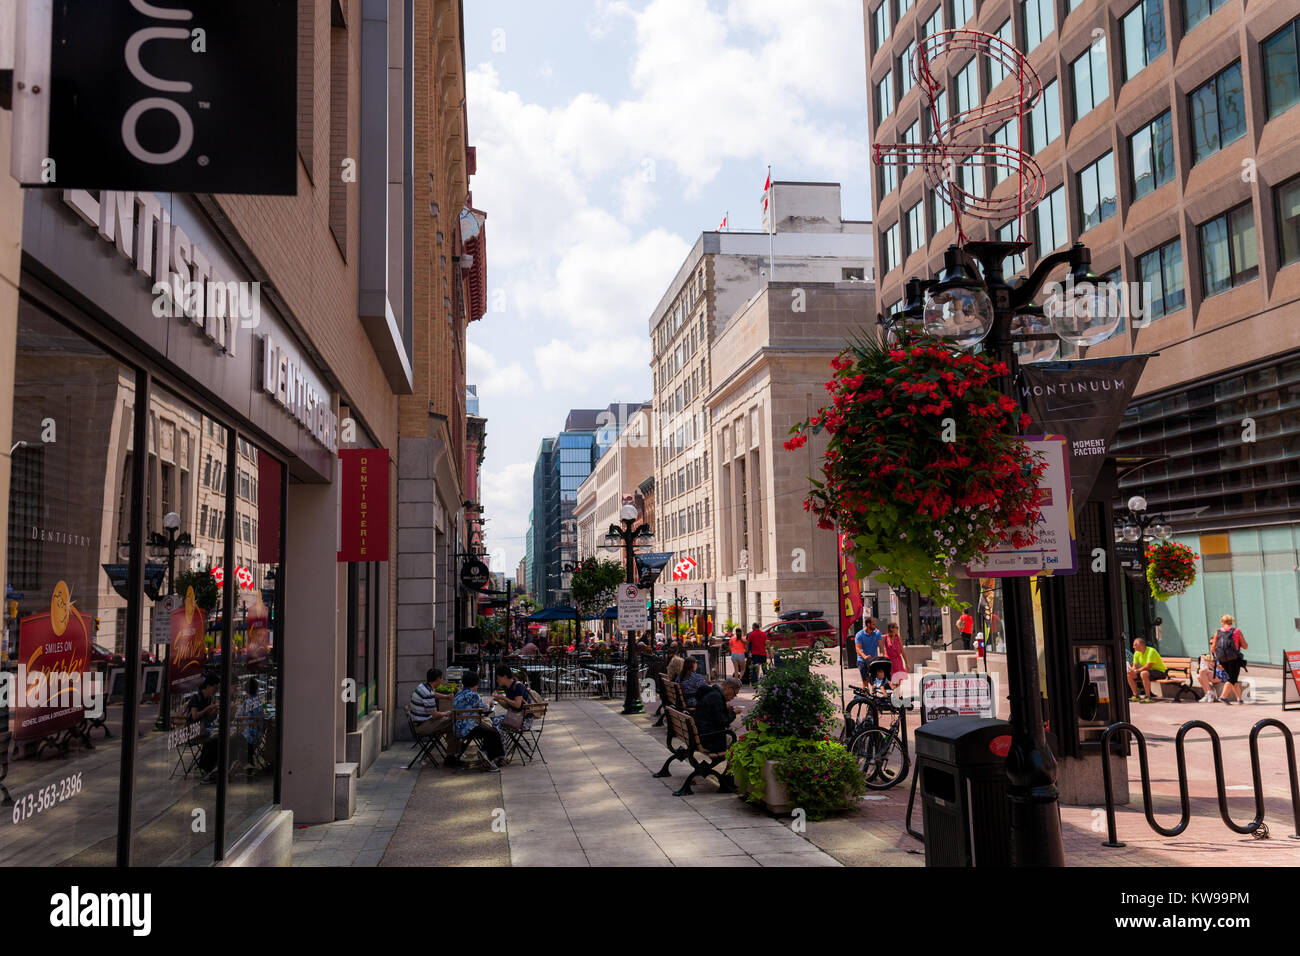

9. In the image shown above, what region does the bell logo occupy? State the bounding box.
[122,1,196,166]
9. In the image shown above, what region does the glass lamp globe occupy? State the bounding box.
[1127,495,1147,513]
[1122,523,1142,542]
[923,285,994,349]
[1154,523,1172,541]
[1011,311,1060,364]
[1046,277,1122,347]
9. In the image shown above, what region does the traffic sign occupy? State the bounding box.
[617,583,648,631]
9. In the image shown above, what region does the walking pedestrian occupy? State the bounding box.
[748,622,767,684]
[880,621,909,686]
[854,617,883,685]
[956,609,974,650]
[1211,614,1248,704]
[729,627,748,683]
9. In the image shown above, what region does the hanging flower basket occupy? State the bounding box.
[1145,540,1198,601]
[786,332,1047,606]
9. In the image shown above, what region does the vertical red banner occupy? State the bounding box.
[257,452,282,564]
[338,449,390,562]
[837,532,863,644]
[13,582,92,741]
[169,588,207,696]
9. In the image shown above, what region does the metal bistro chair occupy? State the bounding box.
[404,706,447,770]
[169,708,206,780]
[449,707,493,768]
[502,699,549,764]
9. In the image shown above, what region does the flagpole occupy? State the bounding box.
[759,165,769,280]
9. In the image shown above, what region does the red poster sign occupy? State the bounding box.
[837,532,863,643]
[13,582,92,741]
[1284,650,1300,711]
[245,593,271,668]
[338,449,390,562]
[169,588,207,696]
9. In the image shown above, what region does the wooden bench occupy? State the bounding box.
[1152,656,1200,702]
[660,707,736,797]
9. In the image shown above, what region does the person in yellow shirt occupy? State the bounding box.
[1127,637,1167,703]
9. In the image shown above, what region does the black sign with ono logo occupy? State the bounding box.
[39,0,298,194]
[460,560,490,592]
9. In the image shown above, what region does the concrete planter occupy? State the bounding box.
[737,760,794,815]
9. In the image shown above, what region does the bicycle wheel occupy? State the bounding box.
[840,697,879,745]
[850,727,910,790]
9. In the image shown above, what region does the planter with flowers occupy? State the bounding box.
[726,649,866,818]
[1145,540,1198,602]
[786,333,1047,607]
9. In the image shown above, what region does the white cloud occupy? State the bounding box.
[467,339,531,398]
[533,336,650,392]
[480,460,535,575]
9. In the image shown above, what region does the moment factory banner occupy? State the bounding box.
[1017,356,1150,509]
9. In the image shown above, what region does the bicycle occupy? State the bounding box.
[840,683,885,746]
[849,692,915,790]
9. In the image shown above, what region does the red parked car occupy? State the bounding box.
[763,614,838,651]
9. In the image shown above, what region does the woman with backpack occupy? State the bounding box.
[1212,614,1248,704]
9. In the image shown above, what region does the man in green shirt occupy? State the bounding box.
[1127,637,1166,703]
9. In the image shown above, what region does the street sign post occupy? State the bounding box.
[617,583,647,632]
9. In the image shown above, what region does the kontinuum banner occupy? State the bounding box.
[1017,355,1150,508]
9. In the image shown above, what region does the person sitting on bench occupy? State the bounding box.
[693,678,741,754]
[1126,637,1166,703]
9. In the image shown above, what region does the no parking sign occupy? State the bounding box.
[617,584,647,631]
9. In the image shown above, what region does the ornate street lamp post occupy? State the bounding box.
[605,502,651,714]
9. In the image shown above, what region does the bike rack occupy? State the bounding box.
[1098,718,1300,847]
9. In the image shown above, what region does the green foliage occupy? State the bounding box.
[434,683,458,695]
[743,647,838,738]
[174,567,220,611]
[569,557,626,620]
[773,739,867,820]
[726,725,802,803]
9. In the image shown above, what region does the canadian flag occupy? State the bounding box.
[211,566,224,587]
[672,556,698,580]
[234,566,255,590]
[718,214,727,231]
[760,170,773,232]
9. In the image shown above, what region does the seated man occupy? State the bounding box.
[490,664,533,734]
[232,676,266,772]
[694,678,741,755]
[187,674,221,783]
[409,667,454,743]
[1126,637,1166,703]
[452,671,507,771]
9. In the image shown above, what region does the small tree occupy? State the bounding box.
[569,556,626,622]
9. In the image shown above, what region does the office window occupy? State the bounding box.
[952,0,974,27]
[902,121,920,177]
[992,117,1019,184]
[906,200,926,256]
[1078,152,1117,231]
[900,40,917,96]
[1183,0,1227,34]
[1136,239,1184,321]
[989,20,1015,87]
[1122,0,1166,82]
[1035,185,1068,259]
[898,0,913,16]
[1072,39,1109,119]
[955,59,979,116]
[960,162,985,202]
[1024,0,1054,52]
[932,191,954,233]
[925,6,943,44]
[880,161,898,199]
[999,221,1026,276]
[1129,110,1174,200]
[877,73,894,119]
[1199,204,1258,296]
[873,2,891,51]
[1189,62,1245,164]
[1029,79,1060,151]
[884,221,902,273]
[1279,175,1300,266]
[1262,18,1300,120]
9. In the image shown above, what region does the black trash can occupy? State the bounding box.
[913,716,1013,867]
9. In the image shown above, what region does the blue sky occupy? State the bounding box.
[464,0,872,573]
